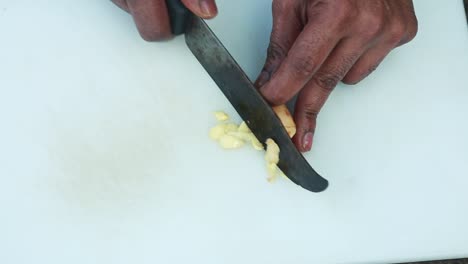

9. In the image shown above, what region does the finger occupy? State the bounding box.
[342,43,393,85]
[259,19,342,106]
[293,39,365,152]
[111,0,130,12]
[393,0,418,46]
[343,0,418,85]
[181,0,218,19]
[127,0,172,41]
[254,1,302,88]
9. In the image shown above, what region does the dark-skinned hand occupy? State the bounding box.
[111,0,218,40]
[255,0,418,152]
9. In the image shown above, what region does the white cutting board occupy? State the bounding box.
[0,0,467,263]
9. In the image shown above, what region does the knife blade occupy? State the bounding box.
[464,0,468,24]
[166,0,328,192]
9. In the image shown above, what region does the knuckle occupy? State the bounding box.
[333,0,354,21]
[387,21,406,45]
[272,0,292,13]
[262,87,289,105]
[302,105,319,121]
[267,41,287,62]
[406,17,419,42]
[313,71,341,92]
[290,55,317,77]
[272,0,295,13]
[268,93,289,106]
[358,13,384,39]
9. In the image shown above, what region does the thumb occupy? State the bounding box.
[181,0,218,19]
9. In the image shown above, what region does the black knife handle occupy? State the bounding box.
[166,0,193,35]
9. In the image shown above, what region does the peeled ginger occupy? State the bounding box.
[265,138,280,182]
[272,105,296,138]
[214,111,229,121]
[219,134,245,149]
[208,111,286,182]
[209,113,263,152]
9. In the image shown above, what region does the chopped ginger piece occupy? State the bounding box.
[219,135,245,149]
[250,136,264,151]
[214,111,229,121]
[265,139,280,164]
[266,163,278,182]
[208,111,288,182]
[209,125,226,140]
[238,121,251,133]
[272,105,296,138]
[227,131,252,141]
[227,131,263,151]
[265,138,280,182]
[223,123,238,133]
[209,123,239,141]
[209,123,238,134]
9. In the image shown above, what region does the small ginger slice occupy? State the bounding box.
[266,163,278,182]
[265,138,280,164]
[272,105,296,138]
[226,131,252,141]
[223,123,238,133]
[237,122,262,150]
[250,135,264,151]
[214,111,229,121]
[209,124,226,140]
[265,138,280,182]
[219,134,245,149]
[227,131,264,151]
[209,112,288,182]
[209,123,238,139]
[238,121,251,133]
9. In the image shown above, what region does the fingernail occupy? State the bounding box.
[199,0,213,17]
[302,132,314,151]
[255,71,270,88]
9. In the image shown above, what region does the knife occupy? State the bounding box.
[166,0,329,193]
[464,0,468,24]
